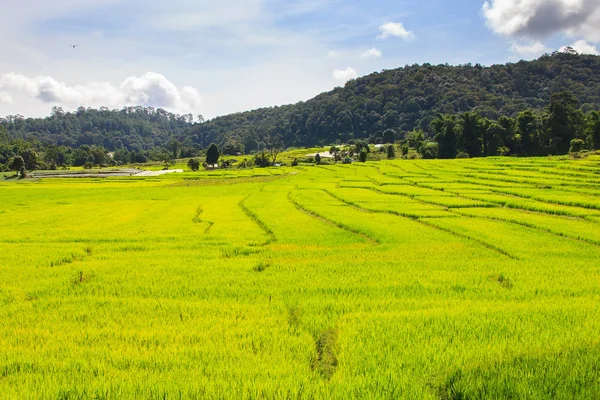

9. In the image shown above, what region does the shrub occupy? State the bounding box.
[570,138,586,153]
[497,146,511,156]
[253,262,271,272]
[420,142,438,159]
[497,274,513,289]
[253,152,270,168]
[187,158,200,171]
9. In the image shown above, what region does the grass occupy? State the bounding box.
[1,156,600,399]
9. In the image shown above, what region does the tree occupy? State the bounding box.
[329,146,341,162]
[585,111,600,150]
[267,134,283,166]
[432,115,458,159]
[21,149,41,170]
[206,143,220,166]
[359,150,367,163]
[387,144,396,159]
[0,125,8,144]
[383,129,397,144]
[497,116,516,153]
[89,147,107,165]
[167,139,182,159]
[158,152,174,169]
[517,110,538,155]
[459,112,484,157]
[113,149,131,165]
[70,147,90,167]
[547,91,584,155]
[187,158,200,171]
[9,156,25,176]
[44,146,70,166]
[354,140,369,154]
[485,123,506,156]
[268,148,281,166]
[19,167,29,179]
[401,143,409,156]
[406,130,425,152]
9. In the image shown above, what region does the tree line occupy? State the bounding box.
[2,52,600,174]
[422,91,600,159]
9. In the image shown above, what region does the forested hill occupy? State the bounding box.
[192,52,600,152]
[1,106,194,152]
[2,52,600,154]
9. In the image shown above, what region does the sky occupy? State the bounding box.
[0,0,599,120]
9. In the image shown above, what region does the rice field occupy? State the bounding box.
[1,156,600,399]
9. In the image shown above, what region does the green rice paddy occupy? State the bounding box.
[1,156,600,399]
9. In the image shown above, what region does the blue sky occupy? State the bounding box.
[0,0,599,119]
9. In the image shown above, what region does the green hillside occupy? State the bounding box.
[2,52,599,167]
[192,52,600,150]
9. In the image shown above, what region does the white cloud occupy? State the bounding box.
[327,50,339,58]
[482,0,600,42]
[377,22,415,40]
[333,67,357,84]
[511,41,550,56]
[0,72,203,114]
[359,47,382,59]
[561,39,599,54]
[0,73,39,96]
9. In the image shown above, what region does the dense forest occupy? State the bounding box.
[1,51,600,171]
[191,51,600,153]
[2,106,194,151]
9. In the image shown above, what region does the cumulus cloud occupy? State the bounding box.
[511,41,550,56]
[0,72,202,114]
[327,50,339,58]
[561,39,599,54]
[359,47,382,59]
[333,67,358,84]
[482,0,600,42]
[377,22,415,40]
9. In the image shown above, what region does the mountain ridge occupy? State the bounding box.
[2,52,600,154]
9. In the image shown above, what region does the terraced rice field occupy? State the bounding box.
[1,156,600,399]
